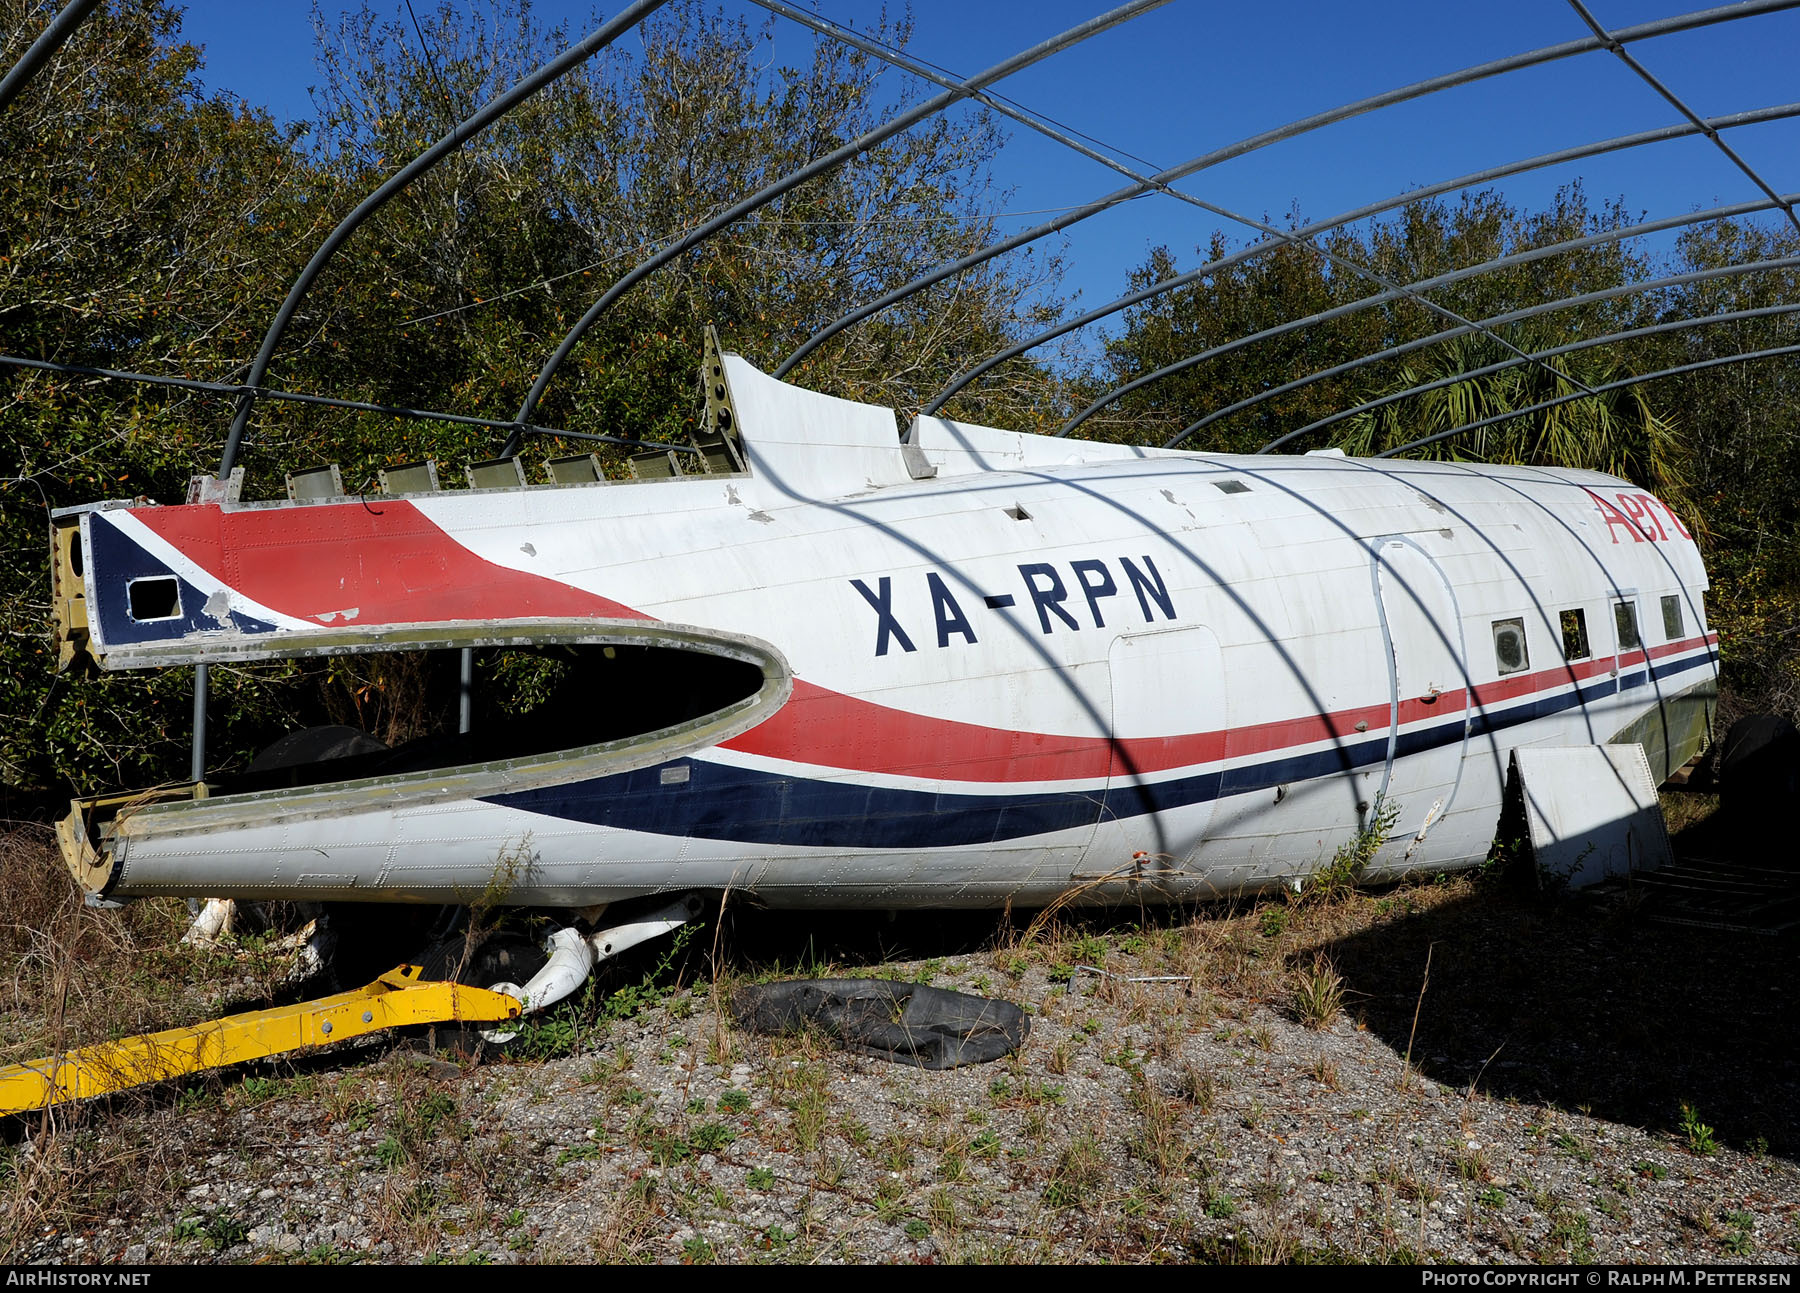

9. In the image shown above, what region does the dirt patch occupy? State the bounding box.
[3,818,1797,1265]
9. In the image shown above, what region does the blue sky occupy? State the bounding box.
[174,1,1800,346]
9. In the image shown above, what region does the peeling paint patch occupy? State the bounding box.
[519,542,537,557]
[202,589,232,622]
[747,510,774,524]
[315,607,361,624]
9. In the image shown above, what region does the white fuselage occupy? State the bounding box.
[66,357,1716,907]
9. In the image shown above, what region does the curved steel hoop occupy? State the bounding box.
[0,0,100,112]
[1243,261,1800,454]
[219,0,671,478]
[1089,192,1800,449]
[1567,0,1800,235]
[931,98,1800,419]
[504,0,1169,445]
[776,0,1800,383]
[1374,342,1800,459]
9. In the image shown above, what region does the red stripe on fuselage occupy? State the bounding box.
[721,634,1718,784]
[135,502,644,625]
[129,501,1717,786]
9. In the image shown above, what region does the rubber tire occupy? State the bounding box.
[416,932,549,989]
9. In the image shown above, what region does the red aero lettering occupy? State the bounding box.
[1590,491,1642,544]
[1620,493,1666,540]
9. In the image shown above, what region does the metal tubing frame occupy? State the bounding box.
[1373,341,1800,459]
[1249,296,1800,453]
[1079,191,1800,447]
[1567,0,1800,236]
[218,0,670,478]
[504,0,1170,447]
[743,1,1600,409]
[776,0,1800,381]
[931,98,1800,417]
[1230,258,1800,451]
[0,0,100,113]
[0,354,697,456]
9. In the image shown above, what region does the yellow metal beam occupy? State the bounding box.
[0,965,520,1116]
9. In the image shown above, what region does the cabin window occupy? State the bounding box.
[127,576,181,622]
[1614,600,1641,650]
[1492,618,1529,675]
[1559,609,1590,661]
[1661,594,1684,641]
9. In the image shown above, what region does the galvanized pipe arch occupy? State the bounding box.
[219,0,670,477]
[1241,293,1800,454]
[504,0,1169,447]
[0,0,101,113]
[1206,258,1800,452]
[1375,341,1800,459]
[776,0,1800,382]
[1048,191,1800,445]
[925,99,1800,418]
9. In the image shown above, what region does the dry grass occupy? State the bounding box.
[5,798,1798,1265]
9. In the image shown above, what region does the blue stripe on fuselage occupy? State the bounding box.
[484,650,1715,849]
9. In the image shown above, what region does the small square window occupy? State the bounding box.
[1560,608,1590,661]
[1493,617,1529,675]
[1662,594,1684,641]
[1212,480,1250,494]
[1614,600,1641,650]
[127,576,181,622]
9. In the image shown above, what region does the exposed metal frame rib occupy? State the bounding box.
[1108,192,1800,449]
[218,0,670,478]
[1567,0,1800,236]
[743,3,1597,411]
[777,0,1800,382]
[1374,341,1800,458]
[504,0,1169,450]
[1249,296,1800,452]
[0,0,100,113]
[933,99,1800,418]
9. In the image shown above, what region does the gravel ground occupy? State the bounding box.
[7,867,1798,1266]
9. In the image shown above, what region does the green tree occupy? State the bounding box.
[0,0,1070,806]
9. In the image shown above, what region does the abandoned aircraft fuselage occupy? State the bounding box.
[50,355,1717,908]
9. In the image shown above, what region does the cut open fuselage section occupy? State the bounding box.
[59,622,791,903]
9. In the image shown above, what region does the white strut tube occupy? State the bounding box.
[484,896,699,1039]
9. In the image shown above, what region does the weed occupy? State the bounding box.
[681,1234,715,1264]
[1292,954,1345,1030]
[1633,1160,1668,1181]
[1453,1144,1491,1183]
[1259,907,1287,939]
[691,1123,736,1153]
[1306,797,1399,901]
[1547,1208,1595,1263]
[746,1167,775,1190]
[1678,1103,1718,1155]
[1205,1191,1238,1220]
[1043,1132,1105,1209]
[1477,1187,1506,1209]
[1308,1056,1341,1091]
[1552,1132,1593,1163]
[717,1088,750,1114]
[1175,1063,1218,1112]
